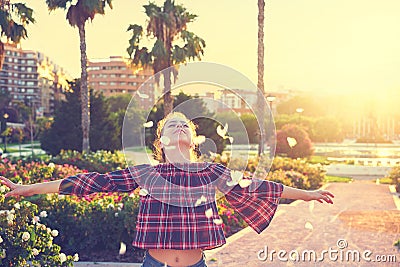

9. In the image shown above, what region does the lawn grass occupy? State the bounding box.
[308,155,329,164]
[324,175,353,183]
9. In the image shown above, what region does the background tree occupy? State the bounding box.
[312,117,343,142]
[0,0,34,69]
[276,124,313,158]
[41,80,120,155]
[127,0,205,116]
[45,0,113,153]
[256,0,265,155]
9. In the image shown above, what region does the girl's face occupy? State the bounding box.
[161,118,193,148]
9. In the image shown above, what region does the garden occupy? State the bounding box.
[0,150,328,265]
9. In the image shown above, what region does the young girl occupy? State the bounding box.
[0,112,334,267]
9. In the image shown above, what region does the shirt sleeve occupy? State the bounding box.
[58,167,140,196]
[210,163,284,234]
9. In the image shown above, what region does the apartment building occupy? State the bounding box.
[88,56,154,108]
[0,43,70,117]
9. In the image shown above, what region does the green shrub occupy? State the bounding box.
[51,150,131,173]
[0,198,77,266]
[386,166,400,193]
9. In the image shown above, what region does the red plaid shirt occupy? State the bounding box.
[59,162,283,250]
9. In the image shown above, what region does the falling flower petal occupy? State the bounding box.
[231,170,244,182]
[195,195,207,207]
[143,121,154,128]
[309,201,315,213]
[216,123,228,138]
[195,199,202,207]
[287,137,297,148]
[213,218,223,225]
[193,135,206,145]
[119,242,127,255]
[139,188,149,196]
[119,242,126,255]
[205,208,213,218]
[137,91,149,99]
[239,179,252,188]
[163,145,176,150]
[305,221,314,230]
[160,136,170,145]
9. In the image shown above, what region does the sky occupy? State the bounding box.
[18,0,400,99]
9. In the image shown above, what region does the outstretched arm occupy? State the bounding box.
[281,185,334,204]
[1,176,61,198]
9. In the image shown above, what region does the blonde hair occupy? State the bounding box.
[153,112,199,162]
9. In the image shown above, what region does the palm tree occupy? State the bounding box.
[127,0,205,116]
[0,0,35,70]
[46,0,113,153]
[257,0,265,156]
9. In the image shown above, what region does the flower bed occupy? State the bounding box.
[0,153,327,264]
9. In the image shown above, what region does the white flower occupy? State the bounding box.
[107,203,114,209]
[39,211,48,218]
[32,216,40,224]
[0,186,6,193]
[51,230,59,237]
[114,212,119,217]
[119,242,126,255]
[22,232,30,242]
[47,228,52,234]
[0,249,6,259]
[32,248,39,256]
[59,253,67,263]
[73,253,79,262]
[117,203,124,210]
[0,236,3,243]
[6,213,14,222]
[14,203,21,209]
[41,225,47,231]
[205,208,213,218]
[48,162,56,168]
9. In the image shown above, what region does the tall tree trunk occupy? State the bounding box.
[257,0,265,156]
[78,23,90,153]
[163,70,173,116]
[0,42,5,71]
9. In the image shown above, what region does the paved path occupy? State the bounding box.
[205,180,400,266]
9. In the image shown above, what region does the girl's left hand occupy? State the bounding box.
[305,190,334,204]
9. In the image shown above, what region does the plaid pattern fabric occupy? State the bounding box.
[59,163,283,250]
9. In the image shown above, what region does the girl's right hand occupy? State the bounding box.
[0,176,34,198]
